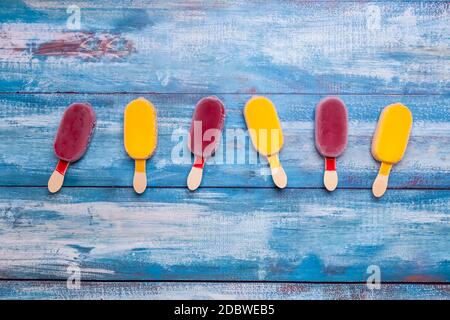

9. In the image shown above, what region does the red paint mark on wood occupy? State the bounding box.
[34,32,134,59]
[246,87,258,94]
[277,284,308,294]
[403,274,444,282]
[323,284,367,300]
[408,176,426,186]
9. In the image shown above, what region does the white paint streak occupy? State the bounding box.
[0,197,276,275]
[0,190,448,278]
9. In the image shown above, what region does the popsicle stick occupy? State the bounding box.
[372,162,392,198]
[48,160,69,193]
[324,157,338,191]
[267,154,287,189]
[187,156,204,191]
[133,159,147,194]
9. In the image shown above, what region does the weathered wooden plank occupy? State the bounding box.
[0,93,448,188]
[0,1,448,93]
[0,281,448,300]
[0,187,448,281]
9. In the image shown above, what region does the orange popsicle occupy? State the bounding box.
[372,103,413,197]
[124,97,158,194]
[244,96,287,188]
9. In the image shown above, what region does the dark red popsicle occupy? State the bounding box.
[54,103,96,161]
[315,97,348,191]
[48,103,96,193]
[187,96,225,191]
[189,96,225,158]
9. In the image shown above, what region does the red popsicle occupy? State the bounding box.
[48,103,96,193]
[187,96,225,191]
[315,97,348,191]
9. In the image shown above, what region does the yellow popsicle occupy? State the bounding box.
[371,103,412,197]
[244,96,287,188]
[124,97,158,194]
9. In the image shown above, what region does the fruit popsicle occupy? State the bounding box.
[315,97,348,191]
[124,97,158,194]
[48,103,96,193]
[372,103,412,198]
[187,96,225,191]
[244,96,287,188]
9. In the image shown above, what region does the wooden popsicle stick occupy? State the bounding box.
[48,160,69,193]
[267,154,287,189]
[187,156,204,191]
[372,162,392,198]
[324,157,338,191]
[133,159,147,194]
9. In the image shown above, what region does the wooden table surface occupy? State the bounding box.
[0,0,449,299]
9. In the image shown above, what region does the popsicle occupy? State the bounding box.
[315,97,348,191]
[124,97,158,194]
[48,103,96,193]
[187,96,225,191]
[371,103,412,198]
[244,96,287,188]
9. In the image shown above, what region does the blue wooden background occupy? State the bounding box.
[0,0,449,299]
